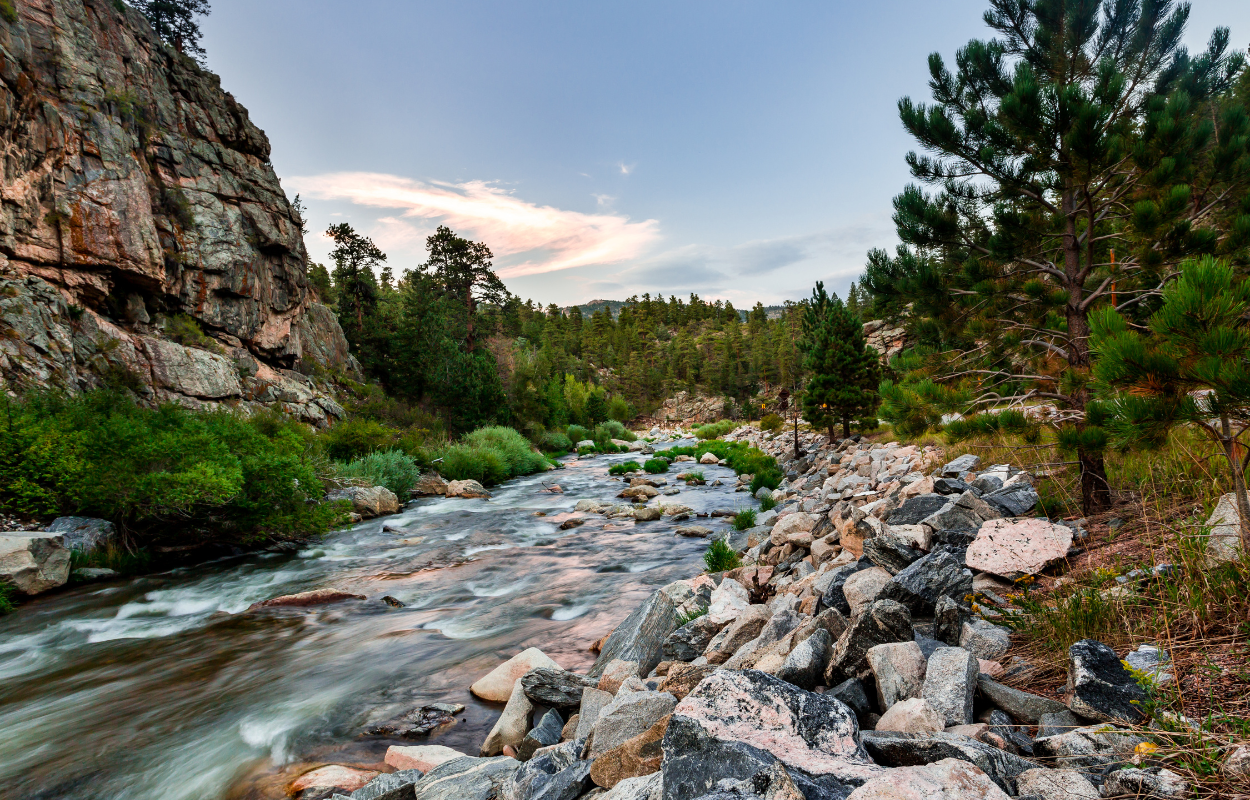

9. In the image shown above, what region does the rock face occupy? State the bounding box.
[0,532,71,594]
[0,0,356,419]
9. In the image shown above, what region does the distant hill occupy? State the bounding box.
[563,299,794,321]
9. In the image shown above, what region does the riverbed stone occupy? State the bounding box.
[0,532,71,594]
[966,519,1072,579]
[658,663,717,700]
[481,681,535,756]
[247,588,366,611]
[845,758,1010,800]
[350,769,425,800]
[446,479,492,499]
[326,485,401,517]
[590,589,680,678]
[1066,639,1146,722]
[411,473,449,497]
[472,648,562,702]
[708,578,752,625]
[520,668,595,710]
[598,659,641,693]
[292,765,379,796]
[660,669,880,800]
[922,647,977,727]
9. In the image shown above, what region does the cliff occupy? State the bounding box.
[0,0,357,423]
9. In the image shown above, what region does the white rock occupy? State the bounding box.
[1014,767,1099,800]
[965,518,1072,578]
[874,698,945,733]
[470,647,560,702]
[479,680,533,755]
[0,532,71,595]
[1205,492,1246,564]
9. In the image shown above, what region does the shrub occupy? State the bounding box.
[69,544,153,577]
[463,426,548,476]
[608,396,634,423]
[596,420,636,442]
[760,413,785,433]
[163,313,221,353]
[759,493,777,511]
[733,508,757,531]
[695,420,737,440]
[437,442,509,485]
[609,460,642,476]
[539,430,573,454]
[678,470,705,484]
[704,538,742,572]
[318,418,397,461]
[643,458,669,474]
[577,445,597,456]
[566,424,590,445]
[0,584,14,615]
[337,449,423,497]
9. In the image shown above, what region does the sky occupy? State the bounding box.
[200,1,1250,308]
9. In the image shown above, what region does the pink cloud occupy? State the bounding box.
[290,172,660,277]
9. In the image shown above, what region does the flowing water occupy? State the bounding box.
[0,447,749,800]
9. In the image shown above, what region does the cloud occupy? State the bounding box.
[618,162,634,175]
[289,172,660,278]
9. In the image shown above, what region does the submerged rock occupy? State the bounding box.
[247,588,365,611]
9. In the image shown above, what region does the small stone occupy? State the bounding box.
[940,454,981,477]
[1032,725,1145,770]
[874,698,945,733]
[933,595,969,646]
[1101,767,1189,799]
[676,526,713,538]
[976,676,1068,724]
[385,744,468,773]
[1014,767,1099,800]
[658,663,717,701]
[290,765,379,795]
[1036,710,1082,739]
[1225,744,1250,777]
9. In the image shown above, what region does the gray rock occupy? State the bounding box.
[660,669,879,800]
[500,739,592,800]
[861,532,923,576]
[72,567,120,581]
[755,608,802,649]
[970,475,1004,495]
[1100,767,1189,799]
[1014,768,1099,800]
[515,709,564,762]
[664,615,728,663]
[932,477,973,495]
[918,502,983,534]
[591,690,677,756]
[827,678,873,724]
[819,563,864,615]
[880,551,973,614]
[886,494,949,526]
[959,619,1011,661]
[1036,710,1083,739]
[982,484,1039,517]
[409,756,521,800]
[46,516,116,553]
[687,761,808,800]
[0,532,71,595]
[940,454,981,477]
[825,599,914,685]
[776,628,832,690]
[976,676,1068,724]
[600,773,663,800]
[1067,639,1146,723]
[866,641,927,710]
[985,708,1033,756]
[754,486,774,501]
[520,669,595,710]
[859,731,1034,794]
[933,595,969,646]
[922,647,977,727]
[590,589,680,678]
[1032,725,1145,770]
[574,688,613,740]
[350,769,424,800]
[1124,644,1173,688]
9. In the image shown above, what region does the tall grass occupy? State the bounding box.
[704,539,742,572]
[609,461,642,476]
[336,449,423,497]
[0,584,14,615]
[431,426,549,486]
[733,508,757,531]
[695,420,737,440]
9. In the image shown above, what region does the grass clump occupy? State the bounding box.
[678,470,706,484]
[695,420,737,440]
[596,420,637,443]
[318,418,398,461]
[336,449,423,497]
[667,440,783,493]
[0,584,14,615]
[609,460,642,476]
[163,314,222,353]
[704,538,742,572]
[643,458,669,474]
[676,605,708,626]
[759,493,778,511]
[733,508,757,531]
[69,544,153,577]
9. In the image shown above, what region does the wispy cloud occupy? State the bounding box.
[290,172,660,278]
[618,162,635,176]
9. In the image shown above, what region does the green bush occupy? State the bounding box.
[0,391,344,542]
[337,449,423,497]
[760,413,785,433]
[643,458,669,474]
[539,430,573,453]
[695,420,737,440]
[437,442,509,485]
[566,424,590,444]
[704,538,742,572]
[69,544,153,578]
[608,396,634,423]
[431,426,549,486]
[678,470,706,484]
[733,508,757,530]
[577,445,597,456]
[163,314,222,353]
[318,418,397,461]
[666,440,782,493]
[464,426,548,476]
[0,584,14,615]
[609,460,642,476]
[596,420,636,442]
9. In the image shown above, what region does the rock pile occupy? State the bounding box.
[315,426,1191,800]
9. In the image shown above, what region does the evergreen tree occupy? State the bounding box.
[861,1,1249,513]
[326,222,384,349]
[418,226,509,352]
[800,282,880,439]
[1091,255,1250,552]
[133,0,211,63]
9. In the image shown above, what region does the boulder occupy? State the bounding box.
[1100,768,1189,799]
[844,567,893,616]
[675,526,714,538]
[1014,768,1099,800]
[1032,725,1145,770]
[45,516,116,552]
[880,551,973,614]
[981,484,1039,517]
[291,765,379,796]
[601,773,663,800]
[705,605,771,665]
[481,681,535,756]
[965,519,1072,579]
[859,731,1034,793]
[775,628,832,691]
[770,513,817,547]
[1225,744,1250,778]
[598,659,642,693]
[1205,492,1246,564]
[958,620,1010,661]
[663,614,728,662]
[866,641,927,709]
[516,709,565,761]
[862,532,923,576]
[886,495,949,526]
[819,563,865,616]
[875,698,944,733]
[446,480,492,499]
[1036,710,1083,739]
[1066,639,1146,723]
[707,579,752,625]
[472,648,562,702]
[917,502,982,535]
[385,744,468,773]
[700,452,720,464]
[844,758,1010,800]
[932,596,969,647]
[247,588,365,611]
[660,669,880,800]
[976,676,1068,724]
[326,485,401,517]
[633,507,663,522]
[590,589,680,679]
[0,532,71,595]
[575,687,614,740]
[411,473,449,497]
[939,454,980,477]
[825,600,914,685]
[500,739,592,800]
[590,690,677,758]
[921,647,977,727]
[350,769,425,800]
[407,755,520,800]
[520,668,596,710]
[589,714,669,789]
[1124,644,1173,687]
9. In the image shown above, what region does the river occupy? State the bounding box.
[0,446,750,800]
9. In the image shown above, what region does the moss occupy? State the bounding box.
[0,0,17,25]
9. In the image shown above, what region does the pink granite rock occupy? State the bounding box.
[965,519,1072,579]
[289,765,378,795]
[846,758,1010,799]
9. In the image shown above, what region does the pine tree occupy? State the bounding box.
[133,0,211,64]
[800,282,881,440]
[418,226,508,352]
[1091,255,1250,553]
[326,223,383,338]
[861,1,1249,514]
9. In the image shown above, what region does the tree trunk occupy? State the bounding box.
[465,293,476,352]
[1078,450,1112,514]
[842,416,851,439]
[1219,413,1250,554]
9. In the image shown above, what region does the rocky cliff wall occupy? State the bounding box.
[0,0,356,423]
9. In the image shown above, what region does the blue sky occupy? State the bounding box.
[201,1,1250,307]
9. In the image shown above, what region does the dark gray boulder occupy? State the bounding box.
[47,516,116,552]
[408,756,521,800]
[776,628,832,690]
[983,483,1039,517]
[660,670,879,800]
[663,614,727,663]
[861,532,923,576]
[859,731,1034,794]
[932,595,969,647]
[824,599,914,685]
[590,588,680,678]
[939,454,981,477]
[1067,639,1146,722]
[985,708,1033,755]
[515,709,564,762]
[686,762,807,799]
[520,668,595,710]
[970,475,1004,495]
[499,739,592,800]
[880,551,973,614]
[886,494,948,526]
[819,563,864,616]
[1036,710,1083,738]
[827,678,873,724]
[933,477,973,495]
